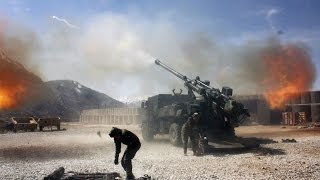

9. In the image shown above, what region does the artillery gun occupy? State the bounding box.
[141,59,250,146]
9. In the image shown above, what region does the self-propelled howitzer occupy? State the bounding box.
[155,59,249,137]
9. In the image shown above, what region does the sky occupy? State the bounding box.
[0,0,319,100]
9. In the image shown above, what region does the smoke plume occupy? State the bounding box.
[0,20,42,78]
[0,13,316,101]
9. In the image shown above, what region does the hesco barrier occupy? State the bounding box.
[311,91,320,103]
[291,105,312,122]
[301,91,311,104]
[282,112,294,125]
[282,112,307,125]
[234,91,320,125]
[311,104,320,123]
[290,92,301,104]
[79,91,320,126]
[80,107,146,125]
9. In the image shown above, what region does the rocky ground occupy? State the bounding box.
[0,124,320,180]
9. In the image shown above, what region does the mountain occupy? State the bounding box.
[1,79,124,120]
[0,49,123,120]
[0,50,43,109]
[118,95,150,107]
[44,80,124,119]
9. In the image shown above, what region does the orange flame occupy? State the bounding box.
[0,85,26,109]
[0,64,29,110]
[0,20,42,110]
[0,51,38,110]
[262,45,315,109]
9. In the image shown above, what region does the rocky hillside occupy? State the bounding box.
[0,50,43,109]
[44,80,124,119]
[0,49,123,120]
[1,79,124,120]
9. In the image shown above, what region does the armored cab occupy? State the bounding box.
[10,117,38,132]
[141,94,196,145]
[37,117,61,131]
[141,60,250,146]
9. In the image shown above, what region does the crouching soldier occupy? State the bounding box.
[109,127,141,179]
[181,112,200,156]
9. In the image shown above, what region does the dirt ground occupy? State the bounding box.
[237,125,320,138]
[0,123,320,179]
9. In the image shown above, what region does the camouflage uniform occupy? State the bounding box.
[181,117,199,155]
[109,127,141,179]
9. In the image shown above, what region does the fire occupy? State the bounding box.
[262,44,315,109]
[0,50,41,110]
[0,85,26,109]
[0,62,28,109]
[0,20,43,110]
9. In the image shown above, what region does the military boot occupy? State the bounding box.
[126,172,135,180]
[193,149,197,156]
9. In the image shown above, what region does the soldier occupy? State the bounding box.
[181,112,200,156]
[109,127,141,179]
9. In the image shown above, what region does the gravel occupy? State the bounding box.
[0,124,320,180]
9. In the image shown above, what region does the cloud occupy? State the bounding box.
[52,16,79,29]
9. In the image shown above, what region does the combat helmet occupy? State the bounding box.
[109,127,122,137]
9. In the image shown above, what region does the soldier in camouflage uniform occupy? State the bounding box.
[181,112,200,156]
[109,127,141,179]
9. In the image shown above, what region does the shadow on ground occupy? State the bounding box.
[0,144,106,161]
[237,137,278,145]
[204,146,286,156]
[202,137,285,156]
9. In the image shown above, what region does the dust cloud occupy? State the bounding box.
[0,19,42,78]
[0,13,316,99]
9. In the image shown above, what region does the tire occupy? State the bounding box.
[141,123,153,141]
[169,123,182,146]
[39,126,43,131]
[57,125,60,131]
[225,122,235,138]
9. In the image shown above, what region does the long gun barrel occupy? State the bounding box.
[155,59,190,81]
[155,59,201,95]
[155,59,221,97]
[154,59,250,125]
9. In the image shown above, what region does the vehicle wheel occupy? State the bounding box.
[169,123,182,146]
[141,124,153,141]
[57,125,60,131]
[225,122,235,138]
[39,126,43,131]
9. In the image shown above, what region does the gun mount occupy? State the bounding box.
[140,59,250,146]
[155,59,249,126]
